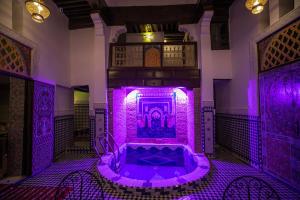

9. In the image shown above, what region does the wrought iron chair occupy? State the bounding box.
[223,176,280,200]
[54,170,105,200]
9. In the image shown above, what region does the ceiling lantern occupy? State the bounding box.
[245,0,268,14]
[25,0,50,23]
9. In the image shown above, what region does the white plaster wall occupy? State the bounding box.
[0,0,71,87]
[197,12,232,105]
[179,21,232,106]
[70,28,95,87]
[23,2,70,86]
[70,26,109,112]
[0,0,73,119]
[55,86,74,116]
[0,0,12,29]
[215,0,269,115]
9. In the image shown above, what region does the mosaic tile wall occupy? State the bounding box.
[187,90,195,151]
[90,116,95,151]
[126,88,188,144]
[259,61,300,189]
[108,88,202,151]
[74,104,89,137]
[54,115,74,159]
[216,113,261,167]
[202,106,215,155]
[112,89,126,148]
[95,108,108,152]
[7,77,25,176]
[193,88,202,153]
[32,81,54,175]
[136,94,176,138]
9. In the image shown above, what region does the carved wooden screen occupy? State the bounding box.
[257,19,300,72]
[0,33,31,76]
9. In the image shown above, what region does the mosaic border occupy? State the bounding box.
[201,106,215,156]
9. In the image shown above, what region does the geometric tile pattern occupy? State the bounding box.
[90,116,95,151]
[216,113,262,168]
[201,106,215,155]
[74,104,89,137]
[7,78,25,176]
[54,115,74,159]
[16,148,300,199]
[258,19,300,72]
[32,81,54,175]
[259,61,300,190]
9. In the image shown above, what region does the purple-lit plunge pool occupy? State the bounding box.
[97,143,210,195]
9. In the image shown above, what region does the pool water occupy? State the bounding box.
[116,146,197,181]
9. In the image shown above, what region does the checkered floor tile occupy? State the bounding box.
[16,148,300,200]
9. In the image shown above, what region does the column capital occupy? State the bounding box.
[198,10,214,35]
[90,12,105,36]
[109,26,127,43]
[200,10,214,25]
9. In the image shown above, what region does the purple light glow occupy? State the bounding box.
[174,88,187,103]
[126,89,139,102]
[111,87,195,147]
[96,143,210,189]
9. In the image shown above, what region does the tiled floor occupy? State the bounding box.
[16,149,300,200]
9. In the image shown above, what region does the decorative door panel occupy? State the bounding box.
[259,61,300,188]
[144,45,161,67]
[32,81,54,175]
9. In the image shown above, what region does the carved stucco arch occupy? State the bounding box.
[109,26,127,43]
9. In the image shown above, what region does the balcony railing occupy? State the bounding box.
[110,42,197,68]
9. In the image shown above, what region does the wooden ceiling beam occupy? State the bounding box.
[59,4,90,10]
[63,10,91,16]
[55,0,86,6]
[53,0,234,30]
[102,4,201,26]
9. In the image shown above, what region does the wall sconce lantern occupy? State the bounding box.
[25,0,50,23]
[143,32,154,42]
[245,0,268,14]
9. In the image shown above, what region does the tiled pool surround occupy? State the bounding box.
[97,143,210,195]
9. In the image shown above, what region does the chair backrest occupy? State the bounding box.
[223,176,280,200]
[55,170,104,200]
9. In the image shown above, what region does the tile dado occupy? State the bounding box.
[216,113,262,168]
[90,116,96,151]
[54,115,74,159]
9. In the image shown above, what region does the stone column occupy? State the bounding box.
[90,12,108,152]
[198,11,215,155]
[90,12,107,111]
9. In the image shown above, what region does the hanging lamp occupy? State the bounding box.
[245,0,268,14]
[25,0,50,23]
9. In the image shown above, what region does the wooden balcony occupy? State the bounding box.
[108,42,200,88]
